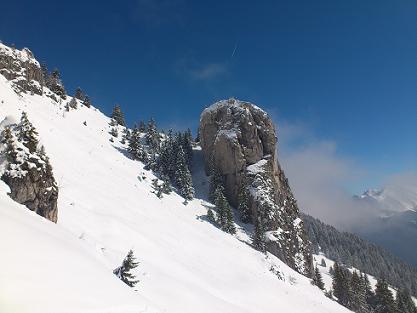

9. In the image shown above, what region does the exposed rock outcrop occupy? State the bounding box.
[0,116,58,223]
[2,154,58,223]
[199,99,312,275]
[0,43,43,95]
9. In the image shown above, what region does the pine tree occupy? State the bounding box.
[207,208,216,223]
[320,258,326,267]
[375,278,396,313]
[17,112,39,153]
[110,127,118,137]
[175,146,194,201]
[40,63,49,89]
[313,265,325,290]
[128,127,147,162]
[83,95,91,108]
[145,118,160,152]
[350,271,370,313]
[253,215,266,252]
[1,127,18,165]
[214,185,235,234]
[208,157,223,202]
[74,87,85,101]
[111,104,126,126]
[49,68,66,99]
[332,262,352,308]
[237,182,251,223]
[161,175,172,194]
[113,250,139,287]
[396,289,417,313]
[68,97,77,109]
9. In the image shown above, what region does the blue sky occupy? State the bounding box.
[1,0,416,193]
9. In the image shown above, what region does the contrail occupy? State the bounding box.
[231,42,238,58]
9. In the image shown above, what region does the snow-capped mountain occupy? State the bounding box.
[359,183,417,215]
[0,43,351,313]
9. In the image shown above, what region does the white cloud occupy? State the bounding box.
[276,121,376,229]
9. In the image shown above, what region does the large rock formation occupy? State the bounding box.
[2,155,59,223]
[0,117,59,223]
[0,43,43,95]
[199,98,312,275]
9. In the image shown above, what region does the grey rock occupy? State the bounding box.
[199,98,313,275]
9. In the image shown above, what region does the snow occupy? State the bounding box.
[0,74,351,313]
[246,159,268,174]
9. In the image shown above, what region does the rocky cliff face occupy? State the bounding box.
[2,154,59,223]
[0,117,58,223]
[0,43,43,95]
[199,99,312,275]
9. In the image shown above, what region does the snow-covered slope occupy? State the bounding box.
[0,74,351,313]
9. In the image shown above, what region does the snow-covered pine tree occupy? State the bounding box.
[214,185,235,234]
[312,265,325,290]
[374,279,396,313]
[110,127,118,137]
[253,215,266,252]
[17,112,39,153]
[208,158,223,202]
[111,104,126,126]
[175,146,194,201]
[1,127,18,165]
[145,118,160,153]
[396,289,417,313]
[332,262,352,308]
[113,250,139,287]
[350,271,370,313]
[320,258,326,267]
[237,181,251,223]
[161,174,172,194]
[83,95,91,108]
[68,97,77,109]
[49,68,66,99]
[74,87,85,101]
[207,208,216,223]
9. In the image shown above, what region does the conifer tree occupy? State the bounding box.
[113,250,139,287]
[374,279,396,313]
[237,182,251,223]
[111,104,126,126]
[110,127,118,137]
[161,174,172,194]
[313,265,325,290]
[74,87,85,101]
[49,68,66,99]
[213,184,235,234]
[208,158,223,202]
[1,127,18,165]
[332,262,352,308]
[350,271,370,313]
[17,112,39,153]
[145,118,160,152]
[207,208,216,223]
[175,146,194,201]
[83,95,91,108]
[68,97,77,109]
[396,289,417,313]
[253,215,266,252]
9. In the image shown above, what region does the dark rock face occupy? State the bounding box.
[0,44,43,95]
[2,156,58,223]
[199,99,312,275]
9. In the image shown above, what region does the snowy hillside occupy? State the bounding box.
[0,73,351,313]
